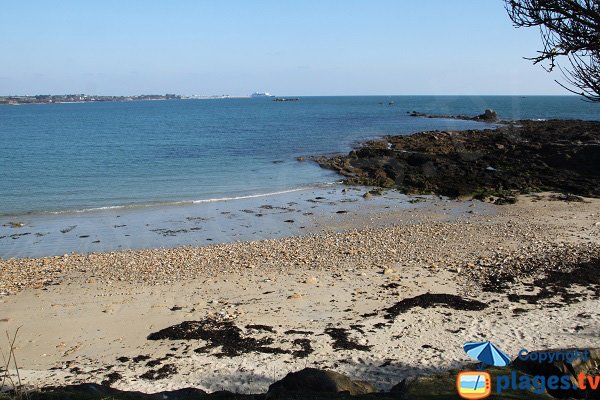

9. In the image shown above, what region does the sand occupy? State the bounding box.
[0,192,599,394]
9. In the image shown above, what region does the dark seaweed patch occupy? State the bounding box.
[384,293,487,320]
[506,257,600,305]
[246,324,275,333]
[284,329,313,335]
[382,282,401,289]
[324,328,371,351]
[139,364,177,380]
[291,338,313,358]
[101,372,122,386]
[150,228,190,237]
[145,359,162,367]
[131,355,151,363]
[9,233,30,239]
[148,319,287,358]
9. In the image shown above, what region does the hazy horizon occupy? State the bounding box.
[1,0,573,96]
[0,93,582,97]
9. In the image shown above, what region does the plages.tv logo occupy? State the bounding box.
[457,341,511,399]
[457,341,596,398]
[457,371,491,399]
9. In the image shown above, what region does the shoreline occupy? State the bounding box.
[6,115,597,259]
[0,184,444,260]
[1,192,599,395]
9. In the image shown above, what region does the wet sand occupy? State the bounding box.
[1,184,440,259]
[1,192,599,393]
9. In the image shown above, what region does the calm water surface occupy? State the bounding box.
[1,96,597,216]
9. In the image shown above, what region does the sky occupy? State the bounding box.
[0,0,570,96]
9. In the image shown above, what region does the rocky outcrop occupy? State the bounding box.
[313,120,600,199]
[408,108,498,122]
[479,109,498,121]
[266,368,376,398]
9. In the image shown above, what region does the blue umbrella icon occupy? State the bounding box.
[464,341,511,367]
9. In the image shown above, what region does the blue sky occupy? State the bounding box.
[0,1,567,96]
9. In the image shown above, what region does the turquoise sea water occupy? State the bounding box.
[1,96,598,216]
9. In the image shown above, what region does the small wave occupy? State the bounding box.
[33,183,341,216]
[192,186,318,203]
[46,203,187,214]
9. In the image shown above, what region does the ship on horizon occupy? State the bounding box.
[250,92,274,98]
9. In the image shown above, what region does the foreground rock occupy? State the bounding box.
[267,368,376,398]
[10,356,600,399]
[312,120,600,198]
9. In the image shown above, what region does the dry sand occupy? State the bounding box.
[1,193,599,393]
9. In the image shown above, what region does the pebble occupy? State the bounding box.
[0,203,595,297]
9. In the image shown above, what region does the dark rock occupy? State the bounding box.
[36,382,208,399]
[549,193,586,202]
[313,120,600,199]
[267,368,376,398]
[479,109,498,121]
[158,387,209,399]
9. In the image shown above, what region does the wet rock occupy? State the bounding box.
[479,109,497,121]
[314,120,600,198]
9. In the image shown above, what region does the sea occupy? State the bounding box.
[2,95,597,217]
[0,95,597,258]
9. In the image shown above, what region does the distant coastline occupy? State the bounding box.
[0,93,250,105]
